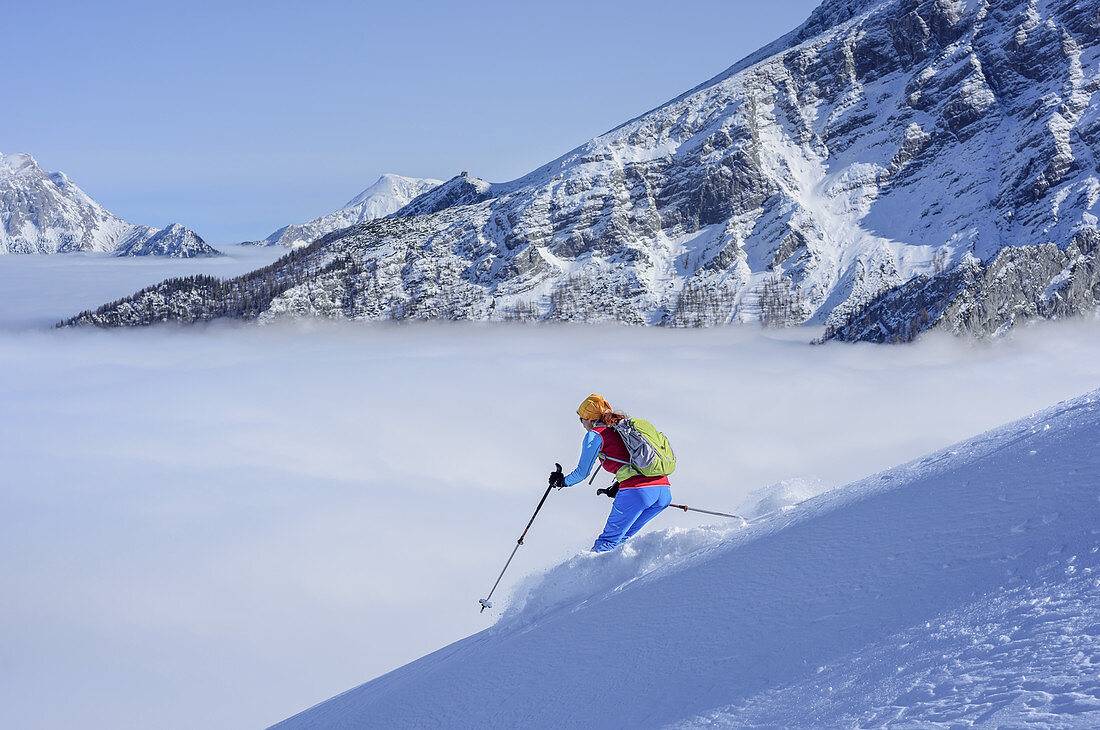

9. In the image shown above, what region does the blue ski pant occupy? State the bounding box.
[592,485,672,553]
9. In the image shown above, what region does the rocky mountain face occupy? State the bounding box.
[0,152,217,257]
[63,0,1100,337]
[254,174,443,248]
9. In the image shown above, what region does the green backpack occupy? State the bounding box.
[602,417,677,481]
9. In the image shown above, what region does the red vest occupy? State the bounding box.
[594,425,671,490]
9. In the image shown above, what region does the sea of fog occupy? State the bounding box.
[0,244,286,330]
[3,253,1100,729]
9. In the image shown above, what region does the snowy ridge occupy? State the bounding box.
[271,388,1100,729]
[392,174,493,218]
[255,174,443,248]
[0,152,216,257]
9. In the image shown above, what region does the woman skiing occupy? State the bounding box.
[550,394,673,552]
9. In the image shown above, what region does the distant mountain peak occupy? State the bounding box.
[115,222,220,258]
[393,174,493,218]
[340,173,445,211]
[0,151,40,176]
[257,173,444,248]
[0,150,214,257]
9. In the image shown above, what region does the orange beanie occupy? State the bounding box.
[577,394,612,421]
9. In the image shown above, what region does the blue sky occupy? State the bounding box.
[4,1,821,243]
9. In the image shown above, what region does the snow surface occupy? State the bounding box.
[273,388,1100,729]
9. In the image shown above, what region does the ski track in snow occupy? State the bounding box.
[499,478,827,631]
[272,389,1100,729]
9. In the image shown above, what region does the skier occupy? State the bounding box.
[549,394,673,552]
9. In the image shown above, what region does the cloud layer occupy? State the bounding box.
[3,318,1100,728]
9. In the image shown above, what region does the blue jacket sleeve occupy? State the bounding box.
[563,430,603,487]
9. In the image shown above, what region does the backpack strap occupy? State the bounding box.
[596,422,639,478]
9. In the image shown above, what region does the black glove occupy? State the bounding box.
[549,463,566,489]
[597,483,620,499]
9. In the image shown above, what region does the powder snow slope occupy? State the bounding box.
[271,389,1100,729]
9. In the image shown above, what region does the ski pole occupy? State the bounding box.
[669,503,747,522]
[594,485,747,523]
[479,464,562,612]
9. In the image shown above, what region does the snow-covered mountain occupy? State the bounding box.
[254,174,443,248]
[0,152,218,257]
[63,0,1100,335]
[113,223,217,258]
[271,388,1100,728]
[392,173,491,218]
